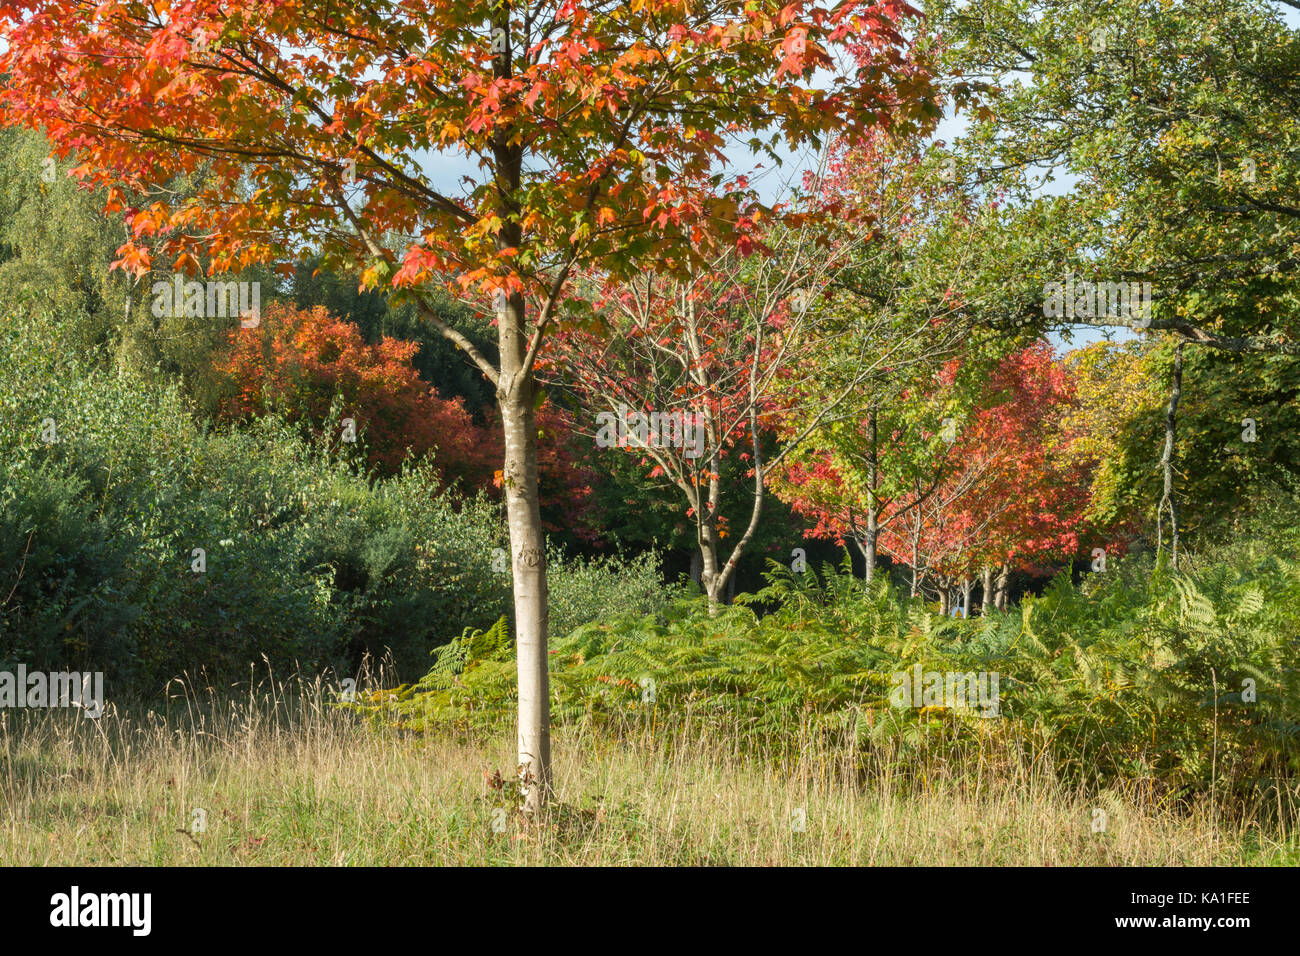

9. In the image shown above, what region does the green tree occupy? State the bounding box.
[934,0,1300,562]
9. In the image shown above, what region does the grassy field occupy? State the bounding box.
[3,677,1296,866]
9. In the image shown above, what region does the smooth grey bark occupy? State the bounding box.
[696,472,729,608]
[498,298,551,814]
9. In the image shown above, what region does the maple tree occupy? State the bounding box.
[905,343,1094,611]
[214,301,498,483]
[543,222,877,606]
[772,348,980,602]
[767,123,1005,589]
[778,343,1098,613]
[1,0,944,810]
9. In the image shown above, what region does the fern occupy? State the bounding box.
[356,532,1300,799]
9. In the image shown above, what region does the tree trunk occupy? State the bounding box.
[938,585,950,616]
[698,519,726,607]
[1157,342,1183,569]
[863,513,878,585]
[909,513,922,598]
[981,565,994,615]
[864,407,879,585]
[703,372,770,608]
[994,562,1010,611]
[486,30,552,815]
[689,548,703,587]
[499,292,551,816]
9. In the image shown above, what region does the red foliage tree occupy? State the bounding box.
[888,344,1094,610]
[218,302,599,531]
[779,343,1097,611]
[0,0,943,809]
[216,302,497,485]
[540,233,895,605]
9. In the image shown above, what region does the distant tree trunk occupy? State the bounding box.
[960,577,973,618]
[1156,342,1183,569]
[690,548,703,587]
[699,398,769,609]
[864,406,879,584]
[909,515,922,598]
[994,562,1011,611]
[864,511,879,584]
[981,565,994,615]
[698,520,725,606]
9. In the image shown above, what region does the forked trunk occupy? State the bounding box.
[698,523,726,608]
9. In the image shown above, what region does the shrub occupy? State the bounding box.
[545,547,671,641]
[1,308,668,693]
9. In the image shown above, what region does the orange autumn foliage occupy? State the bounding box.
[215,302,496,487]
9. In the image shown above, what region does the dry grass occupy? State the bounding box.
[1,675,1295,866]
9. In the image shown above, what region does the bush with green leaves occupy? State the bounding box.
[545,547,672,642]
[0,308,669,693]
